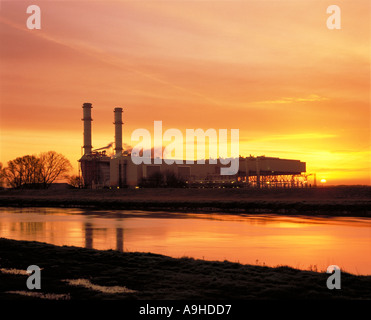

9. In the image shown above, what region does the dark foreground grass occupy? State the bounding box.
[0,238,370,300]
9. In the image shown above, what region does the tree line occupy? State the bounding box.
[0,151,72,189]
[139,171,186,188]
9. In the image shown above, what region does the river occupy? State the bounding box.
[0,207,370,275]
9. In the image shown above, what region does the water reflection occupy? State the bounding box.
[84,222,93,250]
[116,227,124,252]
[0,207,370,275]
[83,221,124,252]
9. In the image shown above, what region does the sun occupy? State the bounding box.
[320,179,327,183]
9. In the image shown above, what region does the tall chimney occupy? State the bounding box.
[114,107,123,156]
[82,103,93,155]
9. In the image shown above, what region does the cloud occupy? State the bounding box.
[242,133,337,143]
[256,94,330,105]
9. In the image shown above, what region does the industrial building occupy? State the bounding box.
[79,103,308,189]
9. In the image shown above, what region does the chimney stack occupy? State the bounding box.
[82,103,93,155]
[114,107,123,156]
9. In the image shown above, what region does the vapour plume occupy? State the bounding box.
[93,142,114,151]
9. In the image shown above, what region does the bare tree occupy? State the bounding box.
[4,155,42,188]
[39,151,72,188]
[67,175,83,188]
[23,155,43,185]
[3,159,20,188]
[0,162,4,188]
[3,151,72,189]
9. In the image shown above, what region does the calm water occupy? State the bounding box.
[0,207,370,275]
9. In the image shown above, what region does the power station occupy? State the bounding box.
[79,103,308,189]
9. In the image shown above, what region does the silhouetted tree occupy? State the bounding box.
[39,151,72,188]
[3,151,72,189]
[164,171,186,188]
[139,171,186,188]
[67,175,83,188]
[148,171,164,187]
[4,155,42,188]
[0,162,4,188]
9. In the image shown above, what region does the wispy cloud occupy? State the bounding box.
[256,94,330,105]
[242,133,337,143]
[0,15,222,107]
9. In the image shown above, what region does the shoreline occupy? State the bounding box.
[0,186,370,216]
[1,238,370,300]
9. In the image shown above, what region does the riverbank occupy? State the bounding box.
[1,238,370,300]
[0,186,370,216]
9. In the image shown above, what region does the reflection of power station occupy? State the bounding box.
[79,103,307,188]
[84,222,124,252]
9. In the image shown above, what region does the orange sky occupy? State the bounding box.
[0,1,370,185]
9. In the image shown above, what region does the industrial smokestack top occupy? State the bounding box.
[82,103,93,155]
[114,107,123,156]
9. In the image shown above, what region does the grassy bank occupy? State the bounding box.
[0,186,370,216]
[0,238,370,300]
